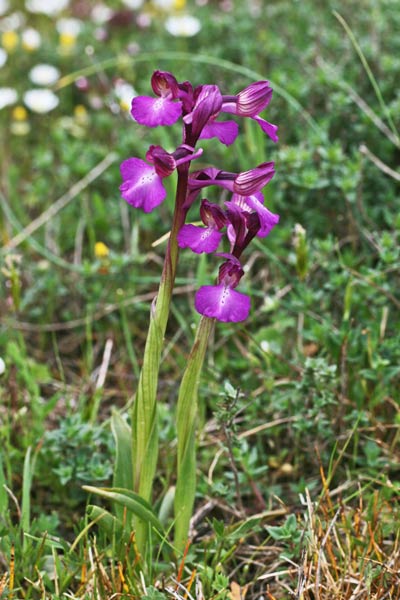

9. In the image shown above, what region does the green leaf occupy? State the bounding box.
[21,447,33,534]
[267,525,292,541]
[111,410,133,521]
[0,455,8,514]
[227,516,261,540]
[86,505,130,544]
[141,585,167,599]
[212,518,225,539]
[157,486,175,527]
[23,533,67,551]
[83,486,164,534]
[174,316,214,550]
[21,445,39,552]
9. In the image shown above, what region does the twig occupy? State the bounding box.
[2,152,117,251]
[333,11,400,145]
[95,338,113,390]
[315,507,341,600]
[316,57,400,148]
[359,144,400,182]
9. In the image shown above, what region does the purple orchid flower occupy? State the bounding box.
[229,192,280,238]
[221,80,279,143]
[195,255,250,322]
[177,199,227,254]
[120,144,202,212]
[120,158,167,213]
[131,70,183,127]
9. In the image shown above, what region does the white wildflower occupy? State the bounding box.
[122,0,145,7]
[0,0,9,16]
[21,27,41,50]
[0,11,25,31]
[56,17,83,36]
[0,48,7,67]
[23,89,59,113]
[153,0,175,8]
[91,4,113,23]
[29,64,60,86]
[260,340,271,354]
[25,0,69,16]
[0,87,17,109]
[165,14,201,36]
[114,79,136,112]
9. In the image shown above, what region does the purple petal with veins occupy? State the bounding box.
[195,285,251,322]
[234,162,275,195]
[120,158,166,213]
[189,85,223,140]
[131,96,182,127]
[177,224,223,254]
[236,81,273,116]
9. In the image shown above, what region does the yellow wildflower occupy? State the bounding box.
[94,242,110,258]
[59,32,76,51]
[74,104,88,124]
[2,30,18,52]
[12,106,28,121]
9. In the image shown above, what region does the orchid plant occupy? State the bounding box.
[88,69,279,557]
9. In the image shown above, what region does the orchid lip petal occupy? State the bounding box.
[195,284,250,322]
[131,95,182,127]
[177,224,222,254]
[120,157,167,212]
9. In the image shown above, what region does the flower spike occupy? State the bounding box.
[121,69,280,321]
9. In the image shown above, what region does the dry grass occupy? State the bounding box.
[259,483,400,600]
[1,477,399,599]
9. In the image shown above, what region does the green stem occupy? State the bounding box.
[132,164,189,552]
[174,315,215,551]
